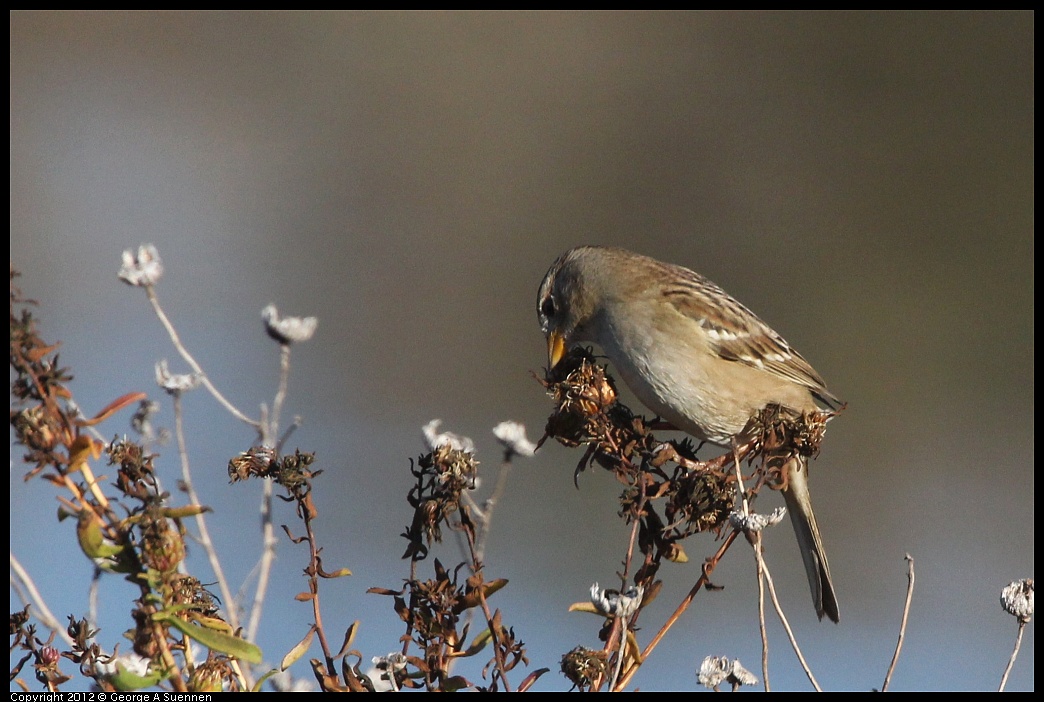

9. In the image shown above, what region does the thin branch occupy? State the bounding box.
[608,616,628,692]
[882,554,915,692]
[755,535,771,692]
[88,567,101,628]
[171,393,239,634]
[759,552,822,691]
[73,460,112,514]
[306,509,337,675]
[472,453,515,565]
[454,452,515,679]
[619,467,646,584]
[9,552,75,647]
[144,285,259,429]
[269,344,291,444]
[606,472,648,692]
[276,416,302,453]
[998,621,1026,692]
[463,523,514,692]
[614,529,740,690]
[731,438,750,516]
[733,440,771,691]
[476,589,514,693]
[245,478,277,644]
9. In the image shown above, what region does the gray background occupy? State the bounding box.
[10,11,1033,691]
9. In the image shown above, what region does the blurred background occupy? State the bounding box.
[10,11,1033,691]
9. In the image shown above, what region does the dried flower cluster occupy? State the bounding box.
[262,304,318,345]
[403,441,480,559]
[228,446,319,492]
[117,245,163,287]
[539,346,845,689]
[697,655,758,691]
[540,347,734,585]
[560,645,610,691]
[361,419,543,691]
[1001,578,1034,624]
[369,559,521,691]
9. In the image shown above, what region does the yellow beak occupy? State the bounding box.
[547,330,566,369]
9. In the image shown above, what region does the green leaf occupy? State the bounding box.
[281,626,315,670]
[109,662,165,691]
[461,628,492,657]
[155,612,263,664]
[252,669,280,693]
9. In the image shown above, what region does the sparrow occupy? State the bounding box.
[537,245,841,622]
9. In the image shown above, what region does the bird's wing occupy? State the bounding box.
[660,267,841,408]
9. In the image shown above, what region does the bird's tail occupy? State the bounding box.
[781,455,840,623]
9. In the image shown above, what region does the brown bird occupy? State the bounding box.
[537,245,841,622]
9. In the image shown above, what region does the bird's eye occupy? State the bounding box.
[540,296,556,319]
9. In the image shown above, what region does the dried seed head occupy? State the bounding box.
[1001,578,1034,623]
[560,646,609,689]
[697,655,758,690]
[155,359,200,395]
[492,420,537,458]
[543,347,619,447]
[118,245,163,287]
[589,582,644,618]
[730,507,787,534]
[423,419,475,454]
[262,304,318,344]
[141,516,185,574]
[228,446,278,483]
[663,467,735,535]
